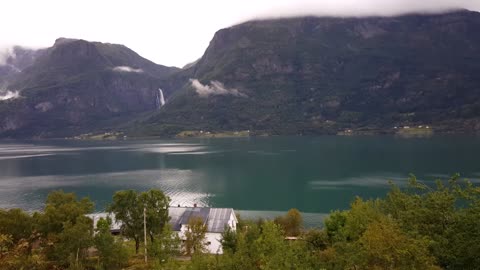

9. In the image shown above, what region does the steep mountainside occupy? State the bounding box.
[0,38,179,137]
[0,46,44,87]
[135,10,480,136]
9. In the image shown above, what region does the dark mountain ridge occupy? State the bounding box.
[133,10,480,136]
[2,11,480,138]
[0,38,179,137]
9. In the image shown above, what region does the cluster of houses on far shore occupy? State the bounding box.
[87,207,237,254]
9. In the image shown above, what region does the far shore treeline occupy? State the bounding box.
[1,175,479,269]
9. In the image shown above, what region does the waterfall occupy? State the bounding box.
[159,88,165,106]
[156,88,166,109]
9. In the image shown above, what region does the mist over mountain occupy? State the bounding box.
[133,10,480,136]
[2,10,480,138]
[0,38,179,137]
[0,46,43,87]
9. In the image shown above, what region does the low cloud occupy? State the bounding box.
[251,0,480,19]
[190,79,247,98]
[112,66,143,73]
[0,47,15,66]
[0,90,20,101]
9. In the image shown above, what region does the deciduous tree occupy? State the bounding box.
[94,217,128,270]
[184,217,207,256]
[107,190,143,254]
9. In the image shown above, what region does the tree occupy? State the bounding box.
[35,190,94,236]
[34,190,94,267]
[303,229,329,251]
[220,226,237,253]
[53,218,93,267]
[214,221,317,270]
[356,217,439,270]
[323,210,347,242]
[107,190,143,254]
[184,217,207,256]
[0,208,34,244]
[108,189,171,254]
[94,217,128,270]
[139,189,170,242]
[149,224,181,266]
[0,234,48,270]
[381,175,480,268]
[274,208,303,236]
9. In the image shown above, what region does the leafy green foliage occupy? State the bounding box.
[190,221,318,270]
[220,226,237,253]
[0,208,34,244]
[0,177,479,269]
[139,189,171,242]
[0,235,48,270]
[35,190,94,236]
[379,175,480,268]
[184,217,208,256]
[189,175,480,269]
[35,190,94,267]
[148,225,181,266]
[107,189,170,254]
[94,217,129,270]
[274,208,303,236]
[355,217,438,270]
[107,190,144,254]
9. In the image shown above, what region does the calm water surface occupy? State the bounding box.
[0,136,479,226]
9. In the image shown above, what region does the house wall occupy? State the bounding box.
[175,231,224,254]
[205,232,223,254]
[229,212,237,231]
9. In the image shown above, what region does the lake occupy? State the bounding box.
[0,136,479,227]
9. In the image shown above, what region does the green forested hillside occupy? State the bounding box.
[2,11,480,138]
[133,10,480,137]
[0,38,179,138]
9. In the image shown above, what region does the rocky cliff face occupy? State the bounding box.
[3,11,480,138]
[0,38,179,137]
[0,46,43,87]
[135,10,480,136]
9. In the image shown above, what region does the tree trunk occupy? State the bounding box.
[135,237,140,254]
[150,232,155,243]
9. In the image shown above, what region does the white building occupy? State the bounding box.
[87,207,237,254]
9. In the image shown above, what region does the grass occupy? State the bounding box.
[176,130,250,138]
[121,238,191,270]
[395,127,434,137]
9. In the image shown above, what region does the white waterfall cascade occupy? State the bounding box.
[156,88,166,109]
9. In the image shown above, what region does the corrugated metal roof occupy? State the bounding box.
[89,207,235,233]
[168,207,186,231]
[171,207,210,231]
[207,208,233,233]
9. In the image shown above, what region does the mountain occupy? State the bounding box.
[0,46,44,87]
[0,38,179,138]
[132,10,480,136]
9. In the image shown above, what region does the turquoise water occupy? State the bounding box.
[0,136,479,227]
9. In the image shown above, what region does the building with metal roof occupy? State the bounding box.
[87,207,237,254]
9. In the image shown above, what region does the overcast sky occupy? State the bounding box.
[1,0,479,67]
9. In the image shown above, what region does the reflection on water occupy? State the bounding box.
[0,168,208,210]
[1,136,480,227]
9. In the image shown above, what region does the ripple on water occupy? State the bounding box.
[308,173,407,189]
[0,168,210,211]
